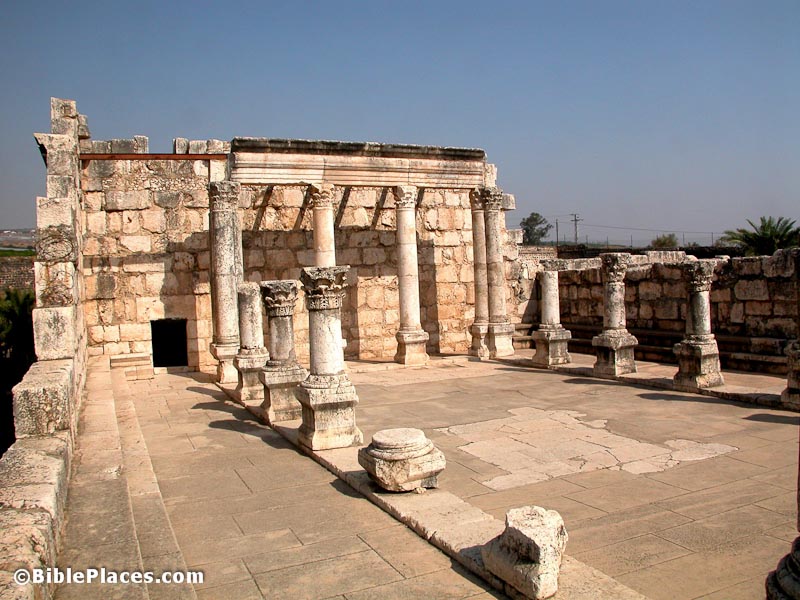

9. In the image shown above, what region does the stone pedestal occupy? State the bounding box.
[296,266,363,450]
[309,182,337,267]
[234,283,269,405]
[393,186,429,365]
[358,428,446,492]
[532,265,571,367]
[673,260,724,391]
[781,342,800,410]
[767,537,800,599]
[593,253,637,378]
[469,189,490,359]
[259,280,307,423]
[481,506,568,600]
[209,181,243,384]
[483,187,514,358]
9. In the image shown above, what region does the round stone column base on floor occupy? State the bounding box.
[358,428,445,492]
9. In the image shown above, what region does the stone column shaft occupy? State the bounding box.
[469,189,490,358]
[592,253,637,378]
[674,260,724,391]
[310,183,336,267]
[483,187,514,357]
[532,262,572,367]
[234,283,268,405]
[297,266,363,450]
[209,181,243,384]
[259,280,307,424]
[393,186,429,365]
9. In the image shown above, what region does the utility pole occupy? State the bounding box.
[555,219,559,249]
[570,213,582,244]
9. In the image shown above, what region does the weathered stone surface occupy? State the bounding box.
[481,506,568,599]
[782,341,800,410]
[358,428,446,492]
[32,306,76,362]
[12,361,74,437]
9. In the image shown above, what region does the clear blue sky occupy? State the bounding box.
[1,1,797,244]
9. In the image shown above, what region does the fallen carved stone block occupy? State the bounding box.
[358,428,445,492]
[481,505,568,599]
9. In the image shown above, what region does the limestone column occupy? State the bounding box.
[234,283,269,405]
[469,188,490,359]
[532,260,572,367]
[592,253,638,378]
[309,182,337,267]
[483,187,515,357]
[673,259,724,391]
[209,180,243,384]
[296,266,363,450]
[259,280,308,424]
[392,185,429,365]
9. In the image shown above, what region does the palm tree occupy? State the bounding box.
[719,216,800,256]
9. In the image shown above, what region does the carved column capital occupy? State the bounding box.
[469,188,486,211]
[540,259,564,273]
[260,280,299,318]
[683,259,716,293]
[309,182,336,209]
[393,185,417,209]
[209,180,240,211]
[482,186,504,211]
[600,253,632,283]
[300,266,349,310]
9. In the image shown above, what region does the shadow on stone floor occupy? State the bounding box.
[745,413,800,426]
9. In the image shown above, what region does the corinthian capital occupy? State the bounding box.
[600,253,632,283]
[393,185,417,209]
[469,188,485,211]
[308,182,336,209]
[260,280,299,317]
[300,266,350,310]
[683,259,716,293]
[209,181,240,212]
[481,186,504,211]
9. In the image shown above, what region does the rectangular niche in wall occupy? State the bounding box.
[151,319,189,368]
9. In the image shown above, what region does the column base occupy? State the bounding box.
[767,536,800,599]
[259,363,308,424]
[673,338,724,391]
[296,373,364,451]
[532,326,572,367]
[592,330,638,378]
[469,322,490,360]
[210,342,239,385]
[394,329,429,365]
[234,350,269,406]
[488,322,515,358]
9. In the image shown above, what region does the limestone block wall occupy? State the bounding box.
[0,256,35,290]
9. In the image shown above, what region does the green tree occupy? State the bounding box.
[0,288,35,456]
[719,216,800,256]
[520,212,552,245]
[650,233,679,249]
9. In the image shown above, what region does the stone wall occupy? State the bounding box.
[0,256,35,290]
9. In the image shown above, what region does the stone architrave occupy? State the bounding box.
[358,428,445,492]
[309,182,337,267]
[592,253,638,378]
[781,342,800,410]
[209,181,244,384]
[481,505,568,599]
[392,186,429,365]
[483,187,515,357]
[234,282,269,405]
[469,188,490,359]
[673,259,724,391]
[259,280,307,423]
[296,266,363,450]
[532,260,572,367]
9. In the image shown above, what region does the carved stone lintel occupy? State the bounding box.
[540,259,564,272]
[308,182,336,209]
[260,280,299,318]
[209,180,240,211]
[393,185,417,209]
[600,253,632,283]
[683,259,717,293]
[300,266,349,311]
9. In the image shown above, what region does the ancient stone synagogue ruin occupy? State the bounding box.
[2,98,800,599]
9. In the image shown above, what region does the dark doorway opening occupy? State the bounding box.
[151,319,188,368]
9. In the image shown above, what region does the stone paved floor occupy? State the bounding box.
[55,353,797,599]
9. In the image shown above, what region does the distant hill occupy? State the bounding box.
[0,229,35,249]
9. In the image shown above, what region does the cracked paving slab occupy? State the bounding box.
[435,407,737,490]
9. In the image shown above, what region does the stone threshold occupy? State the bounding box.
[216,377,646,599]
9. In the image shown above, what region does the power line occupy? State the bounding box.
[581,222,725,235]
